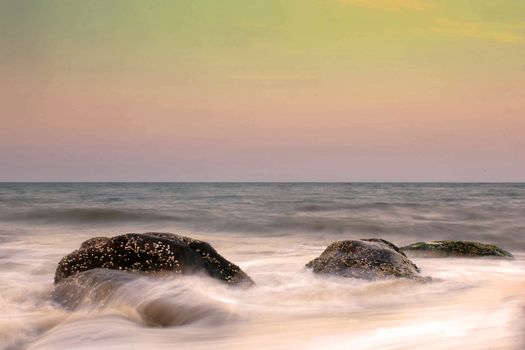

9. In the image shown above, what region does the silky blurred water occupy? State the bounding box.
[0,183,524,349]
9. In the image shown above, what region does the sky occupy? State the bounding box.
[1,0,524,182]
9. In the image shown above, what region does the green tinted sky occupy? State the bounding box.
[1,0,524,181]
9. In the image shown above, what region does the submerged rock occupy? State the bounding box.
[306,238,427,281]
[52,268,139,309]
[54,232,254,286]
[400,240,513,258]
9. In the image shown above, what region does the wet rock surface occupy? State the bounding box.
[306,238,426,280]
[54,232,254,286]
[400,240,513,258]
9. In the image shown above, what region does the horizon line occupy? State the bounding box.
[1,181,524,184]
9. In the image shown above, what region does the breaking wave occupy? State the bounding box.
[50,269,239,328]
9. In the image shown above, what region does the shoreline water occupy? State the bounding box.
[1,183,524,349]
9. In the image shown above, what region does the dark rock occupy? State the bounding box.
[400,240,513,258]
[79,236,111,250]
[55,232,254,286]
[306,239,428,281]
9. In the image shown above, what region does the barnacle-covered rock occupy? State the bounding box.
[400,240,513,258]
[306,238,427,281]
[54,232,254,286]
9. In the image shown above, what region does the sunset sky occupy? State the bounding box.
[1,0,524,181]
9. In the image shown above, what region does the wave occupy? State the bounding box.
[4,206,524,250]
[3,206,393,233]
[51,269,239,328]
[295,202,425,212]
[2,191,524,251]
[7,208,180,224]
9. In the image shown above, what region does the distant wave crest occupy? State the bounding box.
[8,208,179,224]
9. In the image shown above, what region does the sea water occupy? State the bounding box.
[0,183,524,349]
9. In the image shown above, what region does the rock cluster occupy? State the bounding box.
[54,233,514,294]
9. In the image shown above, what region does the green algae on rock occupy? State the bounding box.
[400,240,513,258]
[306,238,429,281]
[54,232,254,286]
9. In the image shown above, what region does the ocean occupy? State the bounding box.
[1,183,524,349]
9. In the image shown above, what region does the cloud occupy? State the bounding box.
[338,0,429,11]
[432,19,525,44]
